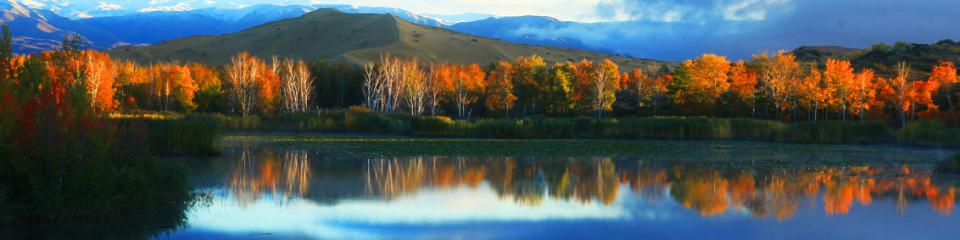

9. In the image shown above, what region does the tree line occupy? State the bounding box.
[3,36,958,127]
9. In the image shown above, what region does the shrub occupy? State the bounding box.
[899,120,960,147]
[138,114,224,156]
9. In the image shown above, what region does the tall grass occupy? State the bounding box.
[175,109,959,146]
[898,120,960,147]
[119,114,224,156]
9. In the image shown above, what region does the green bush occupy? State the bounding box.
[777,121,894,144]
[141,114,224,156]
[898,120,960,147]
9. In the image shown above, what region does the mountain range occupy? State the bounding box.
[110,9,662,71]
[1,0,957,69]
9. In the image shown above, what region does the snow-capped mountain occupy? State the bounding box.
[0,0,119,52]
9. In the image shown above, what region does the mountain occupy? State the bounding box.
[0,0,120,52]
[110,9,662,70]
[79,5,315,45]
[448,16,613,55]
[2,2,446,52]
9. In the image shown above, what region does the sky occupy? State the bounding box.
[20,0,960,60]
[20,0,795,22]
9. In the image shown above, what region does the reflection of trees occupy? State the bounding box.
[220,150,957,218]
[228,149,312,207]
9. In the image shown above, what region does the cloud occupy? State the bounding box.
[489,0,960,60]
[593,0,791,22]
[96,2,123,11]
[138,2,192,12]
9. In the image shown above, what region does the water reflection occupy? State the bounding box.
[228,150,312,206]
[169,146,959,239]
[216,148,956,219]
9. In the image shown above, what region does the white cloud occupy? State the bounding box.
[138,2,192,12]
[73,10,92,19]
[96,2,123,11]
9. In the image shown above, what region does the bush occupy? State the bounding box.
[898,120,960,147]
[777,121,894,144]
[140,114,224,156]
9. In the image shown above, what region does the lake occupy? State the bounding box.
[9,135,960,239]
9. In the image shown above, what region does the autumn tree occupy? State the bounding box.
[226,52,262,116]
[848,69,876,121]
[757,51,802,120]
[929,61,958,114]
[541,62,574,116]
[890,62,911,126]
[823,59,855,120]
[570,59,595,114]
[677,54,729,115]
[82,50,116,112]
[485,61,516,117]
[188,62,228,112]
[729,61,758,117]
[797,65,825,121]
[592,59,620,117]
[512,55,547,117]
[450,64,485,118]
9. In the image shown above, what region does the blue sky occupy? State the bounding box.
[23,0,796,22]
[20,0,960,60]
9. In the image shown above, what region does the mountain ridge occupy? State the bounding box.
[109,9,663,71]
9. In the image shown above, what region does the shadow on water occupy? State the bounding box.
[1,198,193,240]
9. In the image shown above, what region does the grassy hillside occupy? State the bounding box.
[109,9,665,70]
[793,40,960,78]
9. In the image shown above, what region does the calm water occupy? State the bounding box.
[144,140,960,240]
[8,139,958,239]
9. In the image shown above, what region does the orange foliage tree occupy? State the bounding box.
[485,61,516,117]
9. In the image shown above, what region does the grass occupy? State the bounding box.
[898,120,960,147]
[119,109,960,147]
[116,114,224,156]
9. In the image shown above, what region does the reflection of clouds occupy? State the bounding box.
[187,184,628,239]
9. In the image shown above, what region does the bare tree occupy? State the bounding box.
[401,60,427,116]
[279,59,314,113]
[226,53,260,116]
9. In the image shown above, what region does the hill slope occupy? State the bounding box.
[792,40,960,78]
[109,9,663,70]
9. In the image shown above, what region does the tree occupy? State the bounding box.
[189,63,228,113]
[823,59,855,120]
[758,51,802,120]
[401,59,428,116]
[679,54,729,115]
[278,59,314,113]
[541,63,574,116]
[729,61,758,117]
[849,69,876,121]
[450,64,485,118]
[485,61,516,117]
[929,61,958,113]
[592,59,619,117]
[570,59,595,114]
[797,65,825,121]
[890,62,911,127]
[512,55,546,117]
[82,50,116,112]
[225,52,261,116]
